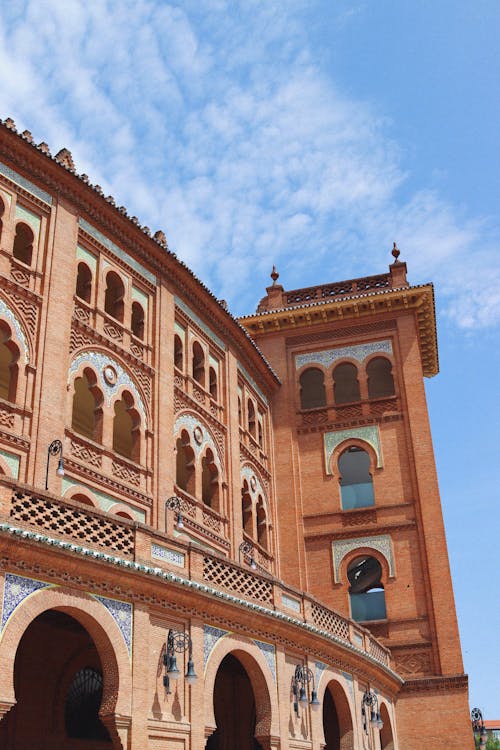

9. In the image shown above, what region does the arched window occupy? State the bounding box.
[71,493,95,508]
[192,342,205,386]
[75,262,92,303]
[333,362,360,404]
[0,322,19,403]
[104,271,125,322]
[247,399,256,437]
[176,430,195,495]
[0,197,5,242]
[241,481,253,537]
[12,222,34,265]
[299,367,326,409]
[65,667,110,741]
[209,367,217,400]
[256,496,268,550]
[347,556,387,622]
[71,371,103,442]
[338,446,374,509]
[174,335,183,370]
[257,416,264,448]
[238,396,242,424]
[131,301,144,339]
[201,448,219,510]
[367,357,395,398]
[112,391,140,461]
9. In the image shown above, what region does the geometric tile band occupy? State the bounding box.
[296,340,393,370]
[324,425,382,474]
[0,160,53,204]
[1,573,51,632]
[253,639,276,682]
[68,351,146,420]
[332,535,394,583]
[93,595,133,656]
[204,624,230,669]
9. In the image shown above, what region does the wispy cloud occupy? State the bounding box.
[0,0,497,327]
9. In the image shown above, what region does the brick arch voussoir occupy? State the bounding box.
[204,634,278,739]
[0,586,132,722]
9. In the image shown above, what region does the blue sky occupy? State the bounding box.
[0,0,498,716]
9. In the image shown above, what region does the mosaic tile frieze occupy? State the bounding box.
[295,340,393,371]
[0,449,20,479]
[93,595,133,655]
[332,535,394,583]
[315,660,328,691]
[79,218,156,285]
[68,351,146,420]
[174,413,222,467]
[253,639,276,682]
[0,297,30,363]
[1,573,51,632]
[15,204,41,237]
[204,624,230,668]
[0,160,52,205]
[342,671,355,699]
[240,463,266,501]
[324,425,382,474]
[281,593,301,613]
[151,543,185,567]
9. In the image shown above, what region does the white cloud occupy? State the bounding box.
[0,0,497,327]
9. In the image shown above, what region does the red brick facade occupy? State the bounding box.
[0,119,471,748]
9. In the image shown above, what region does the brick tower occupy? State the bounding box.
[240,249,472,747]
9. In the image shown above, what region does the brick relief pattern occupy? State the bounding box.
[10,265,30,288]
[311,602,349,641]
[70,436,103,468]
[111,458,141,487]
[73,302,91,324]
[10,490,134,556]
[203,556,273,605]
[0,408,15,429]
[393,649,432,676]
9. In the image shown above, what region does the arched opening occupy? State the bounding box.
[299,367,326,409]
[71,493,95,508]
[338,446,374,509]
[238,396,242,424]
[322,680,354,750]
[333,362,360,404]
[256,496,268,550]
[347,555,387,622]
[71,371,103,442]
[131,301,144,340]
[0,321,19,403]
[174,334,183,370]
[0,196,5,242]
[241,481,253,537]
[0,610,112,748]
[247,400,256,438]
[112,391,140,462]
[201,448,219,511]
[104,271,125,323]
[379,703,394,750]
[367,357,395,399]
[115,510,134,520]
[209,366,217,400]
[75,262,92,303]
[192,341,205,387]
[12,222,34,265]
[257,413,264,448]
[205,654,264,750]
[176,430,195,495]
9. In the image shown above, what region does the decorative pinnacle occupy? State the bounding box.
[270,265,279,286]
[391,242,401,262]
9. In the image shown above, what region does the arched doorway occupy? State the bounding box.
[322,680,354,750]
[379,703,394,750]
[0,609,112,749]
[206,653,264,750]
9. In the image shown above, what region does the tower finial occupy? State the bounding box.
[270,265,279,286]
[392,242,401,262]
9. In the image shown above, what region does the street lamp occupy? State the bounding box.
[238,540,257,570]
[45,439,64,490]
[471,707,488,750]
[291,664,320,718]
[165,495,184,530]
[362,689,383,736]
[163,628,197,694]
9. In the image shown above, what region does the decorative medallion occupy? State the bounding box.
[103,365,117,385]
[174,414,222,467]
[241,464,265,501]
[193,425,203,445]
[250,476,257,492]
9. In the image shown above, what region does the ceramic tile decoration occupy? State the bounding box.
[93,595,133,655]
[175,296,226,351]
[0,448,20,479]
[0,160,52,204]
[253,639,276,681]
[174,413,221,466]
[79,218,156,284]
[204,624,230,668]
[342,671,355,698]
[295,340,393,370]
[281,594,301,613]
[332,535,394,582]
[315,660,328,690]
[151,543,185,567]
[241,464,266,500]
[324,425,382,474]
[1,573,50,631]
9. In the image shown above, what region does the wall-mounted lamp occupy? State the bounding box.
[292,664,320,718]
[163,628,197,694]
[361,688,383,735]
[471,707,488,750]
[239,540,257,570]
[45,439,64,491]
[166,495,184,530]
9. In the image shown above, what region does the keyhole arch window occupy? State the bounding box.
[0,196,5,243]
[12,222,34,266]
[256,495,269,551]
[241,479,253,537]
[347,554,387,622]
[337,445,374,509]
[299,367,326,410]
[104,271,125,322]
[366,356,395,399]
[175,429,195,496]
[112,390,141,462]
[71,369,103,443]
[333,362,360,404]
[131,301,145,340]
[0,321,20,403]
[201,447,220,511]
[192,341,205,387]
[75,262,92,303]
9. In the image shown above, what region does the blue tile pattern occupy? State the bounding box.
[315,660,328,690]
[342,671,354,698]
[93,595,133,655]
[151,543,185,567]
[324,425,382,473]
[0,161,52,205]
[253,639,276,681]
[204,624,229,668]
[1,573,50,631]
[295,340,392,370]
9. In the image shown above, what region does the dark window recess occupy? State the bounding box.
[64,667,111,741]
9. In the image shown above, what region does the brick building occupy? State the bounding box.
[0,117,472,749]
